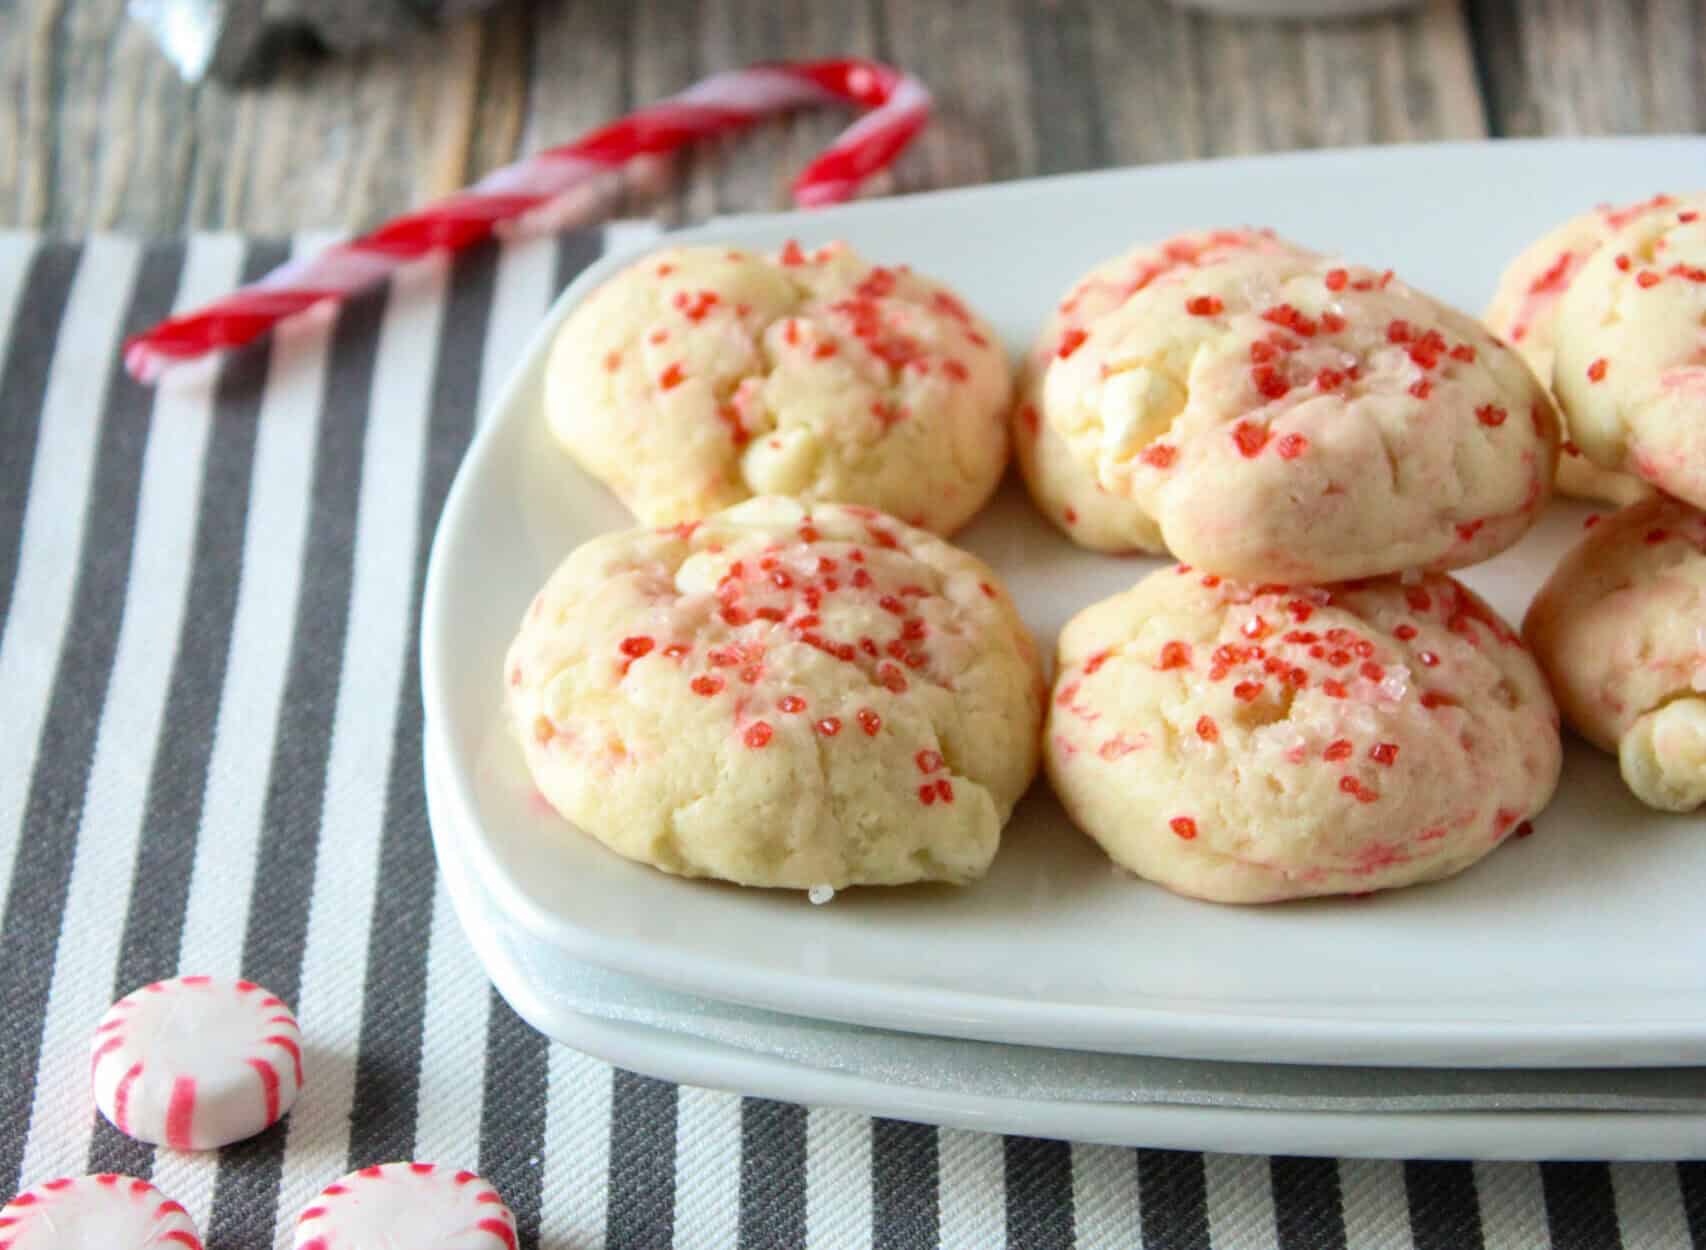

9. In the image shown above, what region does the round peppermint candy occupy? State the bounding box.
[292,1163,517,1250]
[0,1173,202,1249]
[91,976,304,1150]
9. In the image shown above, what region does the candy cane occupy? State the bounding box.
[123,58,930,383]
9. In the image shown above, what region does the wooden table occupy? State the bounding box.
[2,0,1700,233]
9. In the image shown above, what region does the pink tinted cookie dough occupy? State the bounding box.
[1525,496,1706,811]
[1553,194,1706,510]
[1024,233,1559,580]
[1047,565,1561,903]
[505,498,1044,889]
[1484,195,1674,506]
[544,240,1011,537]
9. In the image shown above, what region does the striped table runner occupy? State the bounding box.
[0,228,1700,1250]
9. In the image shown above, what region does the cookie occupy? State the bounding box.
[505,498,1044,889]
[1047,565,1561,903]
[1015,229,1312,551]
[1024,235,1559,580]
[1524,496,1706,811]
[1484,196,1673,506]
[1552,195,1706,509]
[544,241,1011,536]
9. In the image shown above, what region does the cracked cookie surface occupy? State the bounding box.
[505,498,1045,889]
[1022,233,1559,580]
[544,241,1011,536]
[1047,565,1561,903]
[1483,194,1674,507]
[1552,195,1706,510]
[1525,495,1706,812]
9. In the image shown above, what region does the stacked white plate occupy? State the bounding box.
[422,139,1706,1161]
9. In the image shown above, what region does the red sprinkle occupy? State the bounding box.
[744,722,774,748]
[1252,366,1290,400]
[1360,661,1385,682]
[1261,303,1318,337]
[1409,379,1432,400]
[857,708,882,736]
[1157,641,1192,671]
[1588,358,1608,382]
[1636,270,1662,289]
[1615,253,1632,272]
[1323,679,1348,698]
[780,240,806,266]
[1057,328,1089,358]
[1233,681,1263,702]
[1450,344,1476,363]
[916,749,944,773]
[918,783,937,806]
[1476,404,1507,427]
[1339,776,1379,804]
[1315,368,1346,392]
[1324,739,1353,761]
[1369,742,1398,765]
[1195,715,1219,743]
[658,362,686,390]
[1418,650,1440,667]
[1276,433,1309,460]
[691,675,724,697]
[1394,624,1417,640]
[1233,422,1271,458]
[1141,443,1178,469]
[778,695,806,714]
[1170,816,1198,840]
[1320,310,1347,334]
[619,636,654,658]
[1324,268,1348,292]
[1186,295,1224,316]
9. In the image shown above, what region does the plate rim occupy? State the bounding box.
[428,727,1706,1161]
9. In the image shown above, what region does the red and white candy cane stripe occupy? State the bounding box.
[0,1173,203,1250]
[123,58,930,382]
[292,1163,516,1250]
[91,976,305,1151]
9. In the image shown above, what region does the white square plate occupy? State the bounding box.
[423,138,1706,1068]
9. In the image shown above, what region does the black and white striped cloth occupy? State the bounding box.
[0,228,1700,1250]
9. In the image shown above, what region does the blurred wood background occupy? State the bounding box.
[1,0,1700,233]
